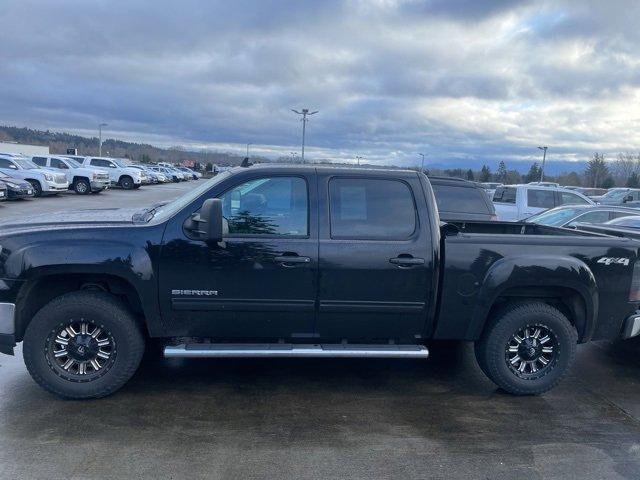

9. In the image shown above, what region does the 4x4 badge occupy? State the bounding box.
[597,257,630,266]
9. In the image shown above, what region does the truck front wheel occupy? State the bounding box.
[474,302,577,395]
[23,291,145,399]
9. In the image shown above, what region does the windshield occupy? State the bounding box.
[140,170,233,223]
[601,189,629,200]
[65,158,82,168]
[13,158,40,169]
[526,207,581,226]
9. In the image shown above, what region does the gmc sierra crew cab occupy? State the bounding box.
[1,165,639,399]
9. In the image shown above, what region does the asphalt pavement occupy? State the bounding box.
[0,180,639,479]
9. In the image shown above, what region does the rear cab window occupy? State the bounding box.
[431,184,491,214]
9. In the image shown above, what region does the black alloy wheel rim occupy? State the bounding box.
[505,324,558,380]
[46,320,116,382]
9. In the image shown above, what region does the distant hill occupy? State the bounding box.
[0,125,262,167]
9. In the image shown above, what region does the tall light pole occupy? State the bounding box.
[246,143,252,160]
[98,123,108,156]
[537,146,548,182]
[418,153,426,172]
[356,155,363,166]
[291,108,318,163]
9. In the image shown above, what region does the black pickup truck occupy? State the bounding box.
[1,165,640,399]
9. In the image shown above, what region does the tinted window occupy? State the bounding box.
[329,178,416,240]
[431,185,491,214]
[0,159,17,169]
[559,192,589,206]
[493,186,516,204]
[50,158,68,169]
[527,189,555,208]
[611,210,636,219]
[567,210,610,226]
[219,176,308,236]
[32,157,47,166]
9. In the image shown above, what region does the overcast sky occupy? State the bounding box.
[1,0,640,168]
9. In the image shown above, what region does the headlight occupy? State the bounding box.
[43,173,53,181]
[5,182,19,188]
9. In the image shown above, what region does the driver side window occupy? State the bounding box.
[219,176,308,236]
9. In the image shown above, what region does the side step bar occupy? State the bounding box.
[164,343,429,359]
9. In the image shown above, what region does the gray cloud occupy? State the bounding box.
[1,0,640,169]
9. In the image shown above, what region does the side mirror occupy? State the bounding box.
[184,198,224,244]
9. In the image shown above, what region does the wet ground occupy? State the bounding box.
[0,339,638,479]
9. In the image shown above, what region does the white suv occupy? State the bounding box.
[31,155,110,194]
[69,156,146,190]
[493,184,594,221]
[0,153,69,197]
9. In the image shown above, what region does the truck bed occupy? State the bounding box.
[443,220,603,237]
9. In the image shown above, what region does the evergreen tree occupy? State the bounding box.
[627,172,640,188]
[524,162,542,183]
[496,161,507,183]
[466,169,474,181]
[584,153,610,188]
[479,165,491,182]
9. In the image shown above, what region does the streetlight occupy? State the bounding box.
[246,143,252,160]
[418,153,426,172]
[291,108,318,162]
[537,146,548,182]
[356,155,363,166]
[98,123,108,156]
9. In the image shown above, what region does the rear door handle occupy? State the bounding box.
[389,256,425,267]
[274,255,311,266]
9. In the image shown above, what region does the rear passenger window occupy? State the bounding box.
[493,187,516,204]
[431,185,490,214]
[32,157,47,166]
[329,178,416,240]
[527,189,555,208]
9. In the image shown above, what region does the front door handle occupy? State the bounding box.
[389,256,425,267]
[274,255,311,266]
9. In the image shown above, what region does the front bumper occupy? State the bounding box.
[622,312,640,340]
[0,189,6,201]
[90,180,110,190]
[0,303,15,355]
[43,181,70,193]
[7,185,34,199]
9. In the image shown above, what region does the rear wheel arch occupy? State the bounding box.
[15,273,148,342]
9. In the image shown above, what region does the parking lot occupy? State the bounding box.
[1,179,640,479]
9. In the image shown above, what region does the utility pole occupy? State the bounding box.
[98,123,108,156]
[246,143,252,160]
[418,153,426,172]
[291,108,318,162]
[537,146,548,182]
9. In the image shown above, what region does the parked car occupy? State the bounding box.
[595,188,640,205]
[493,184,593,221]
[0,153,69,196]
[0,172,34,200]
[479,182,502,198]
[1,165,640,399]
[71,156,146,190]
[429,176,497,222]
[31,155,110,194]
[564,187,607,198]
[149,166,181,182]
[126,164,156,184]
[525,205,640,228]
[0,181,6,201]
[177,166,202,180]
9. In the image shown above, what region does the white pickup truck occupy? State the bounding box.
[64,156,147,190]
[493,184,594,221]
[0,153,69,197]
[31,155,110,194]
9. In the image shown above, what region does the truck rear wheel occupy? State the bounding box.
[23,291,145,399]
[474,302,577,395]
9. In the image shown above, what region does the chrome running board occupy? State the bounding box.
[164,343,429,359]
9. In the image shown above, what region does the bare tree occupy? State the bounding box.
[614,152,640,182]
